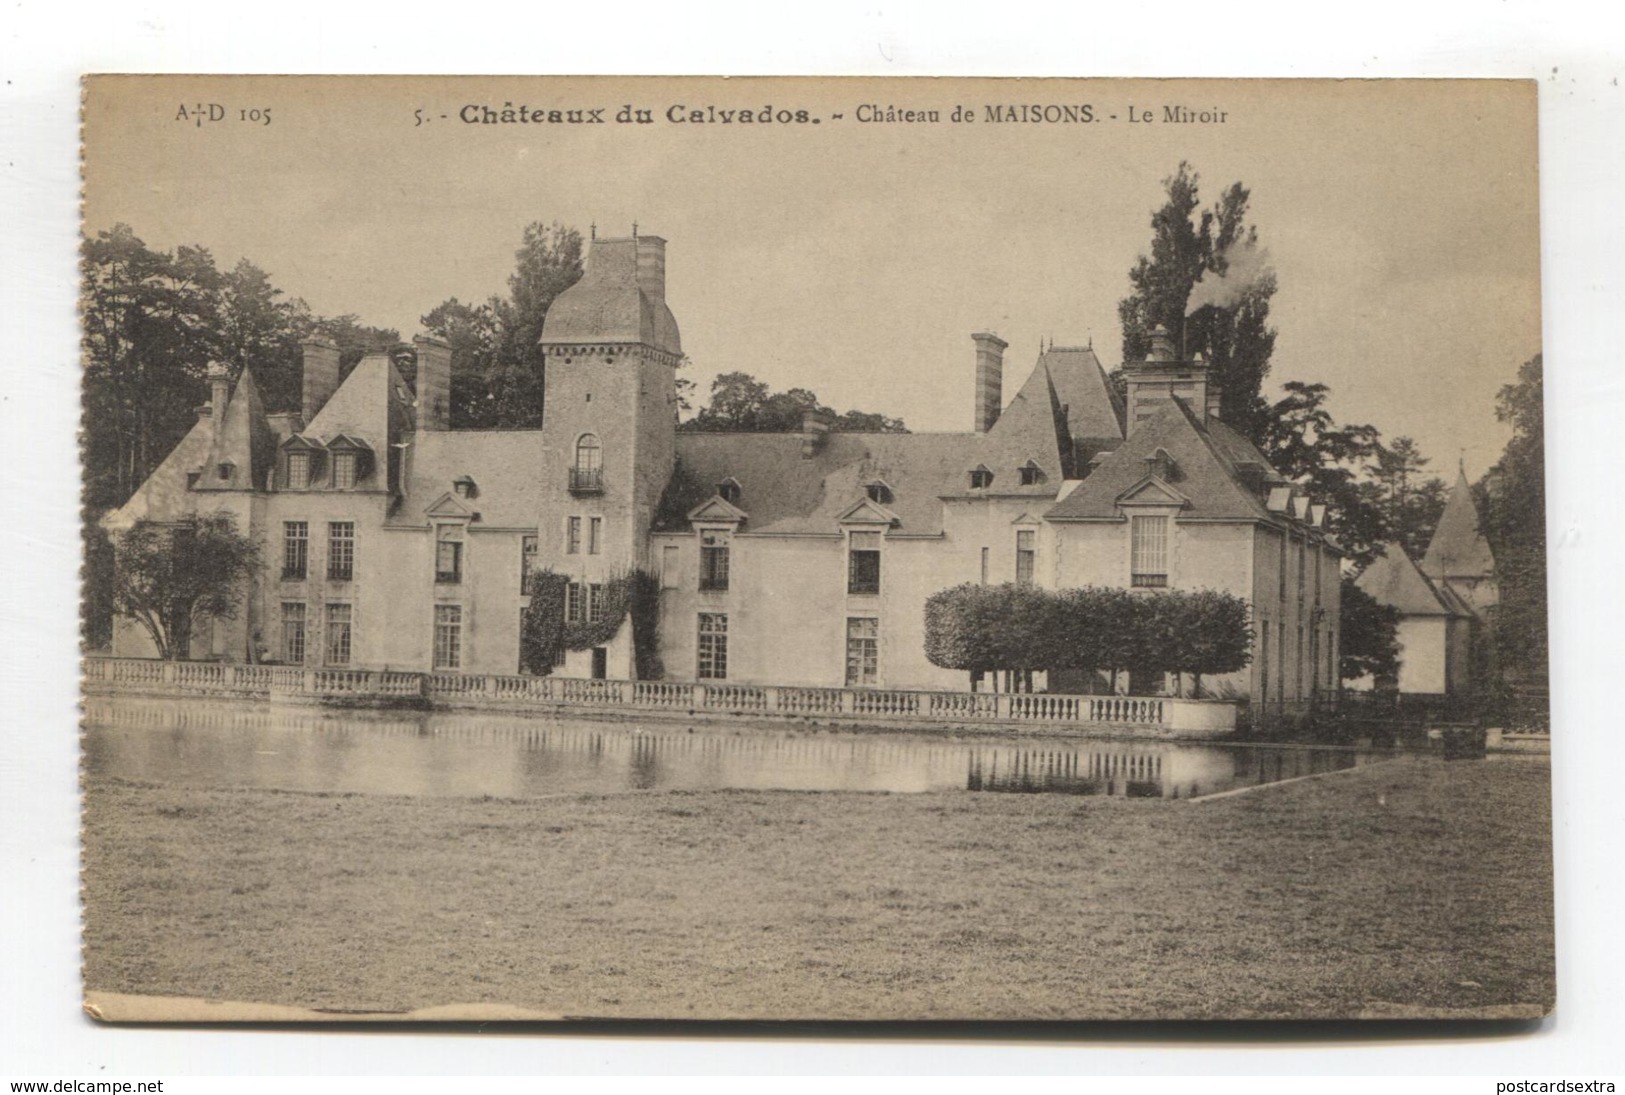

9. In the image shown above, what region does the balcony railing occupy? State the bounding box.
[568,467,604,494]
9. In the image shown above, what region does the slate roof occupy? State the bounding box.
[540,237,681,355]
[395,430,551,529]
[194,368,276,494]
[1421,467,1495,580]
[1044,397,1276,522]
[103,418,212,531]
[303,352,416,456]
[1357,544,1467,618]
[657,429,1065,536]
[1034,345,1127,459]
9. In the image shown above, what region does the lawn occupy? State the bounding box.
[80,754,1554,1021]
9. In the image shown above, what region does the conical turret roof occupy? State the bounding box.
[1421,466,1496,580]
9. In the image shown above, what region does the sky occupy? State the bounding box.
[82,76,1541,480]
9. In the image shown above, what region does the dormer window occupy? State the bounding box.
[453,475,477,499]
[216,461,234,482]
[969,465,993,490]
[1145,447,1176,481]
[717,478,741,504]
[286,451,311,490]
[1018,461,1043,486]
[865,481,893,505]
[333,452,358,490]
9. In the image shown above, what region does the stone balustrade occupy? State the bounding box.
[81,656,1237,737]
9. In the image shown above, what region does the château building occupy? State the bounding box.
[106,231,1341,711]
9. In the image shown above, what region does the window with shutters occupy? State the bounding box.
[1130,515,1169,587]
[1015,529,1037,585]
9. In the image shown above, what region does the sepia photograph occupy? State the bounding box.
[76,75,1552,1023]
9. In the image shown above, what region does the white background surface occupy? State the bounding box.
[2,0,1621,1079]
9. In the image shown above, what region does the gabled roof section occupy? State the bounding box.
[688,495,748,524]
[305,352,405,453]
[1116,475,1191,508]
[836,497,901,526]
[1357,545,1465,618]
[1046,398,1271,522]
[1421,467,1496,580]
[424,490,478,520]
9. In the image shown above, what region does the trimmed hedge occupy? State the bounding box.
[924,583,1252,692]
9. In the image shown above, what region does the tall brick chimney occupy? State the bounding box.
[1123,325,1212,434]
[801,407,833,459]
[413,334,452,431]
[300,337,341,424]
[972,332,1007,433]
[635,235,667,303]
[206,361,230,448]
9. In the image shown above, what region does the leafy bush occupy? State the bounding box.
[925,583,1253,693]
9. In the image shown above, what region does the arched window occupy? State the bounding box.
[570,434,603,494]
[575,433,602,472]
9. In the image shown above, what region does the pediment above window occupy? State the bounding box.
[836,497,900,527]
[281,433,326,451]
[425,490,478,521]
[325,433,374,452]
[687,495,747,525]
[1115,474,1191,509]
[1010,512,1042,527]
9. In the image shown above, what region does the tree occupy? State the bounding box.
[421,221,584,429]
[1259,381,1388,571]
[81,224,224,511]
[680,371,907,433]
[1477,353,1547,682]
[421,297,499,426]
[1118,164,1279,441]
[216,258,310,414]
[1367,436,1449,562]
[1338,574,1401,683]
[112,513,263,660]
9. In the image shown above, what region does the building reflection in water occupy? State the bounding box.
[83,696,1369,802]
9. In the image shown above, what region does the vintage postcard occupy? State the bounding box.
[79,76,1551,1022]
